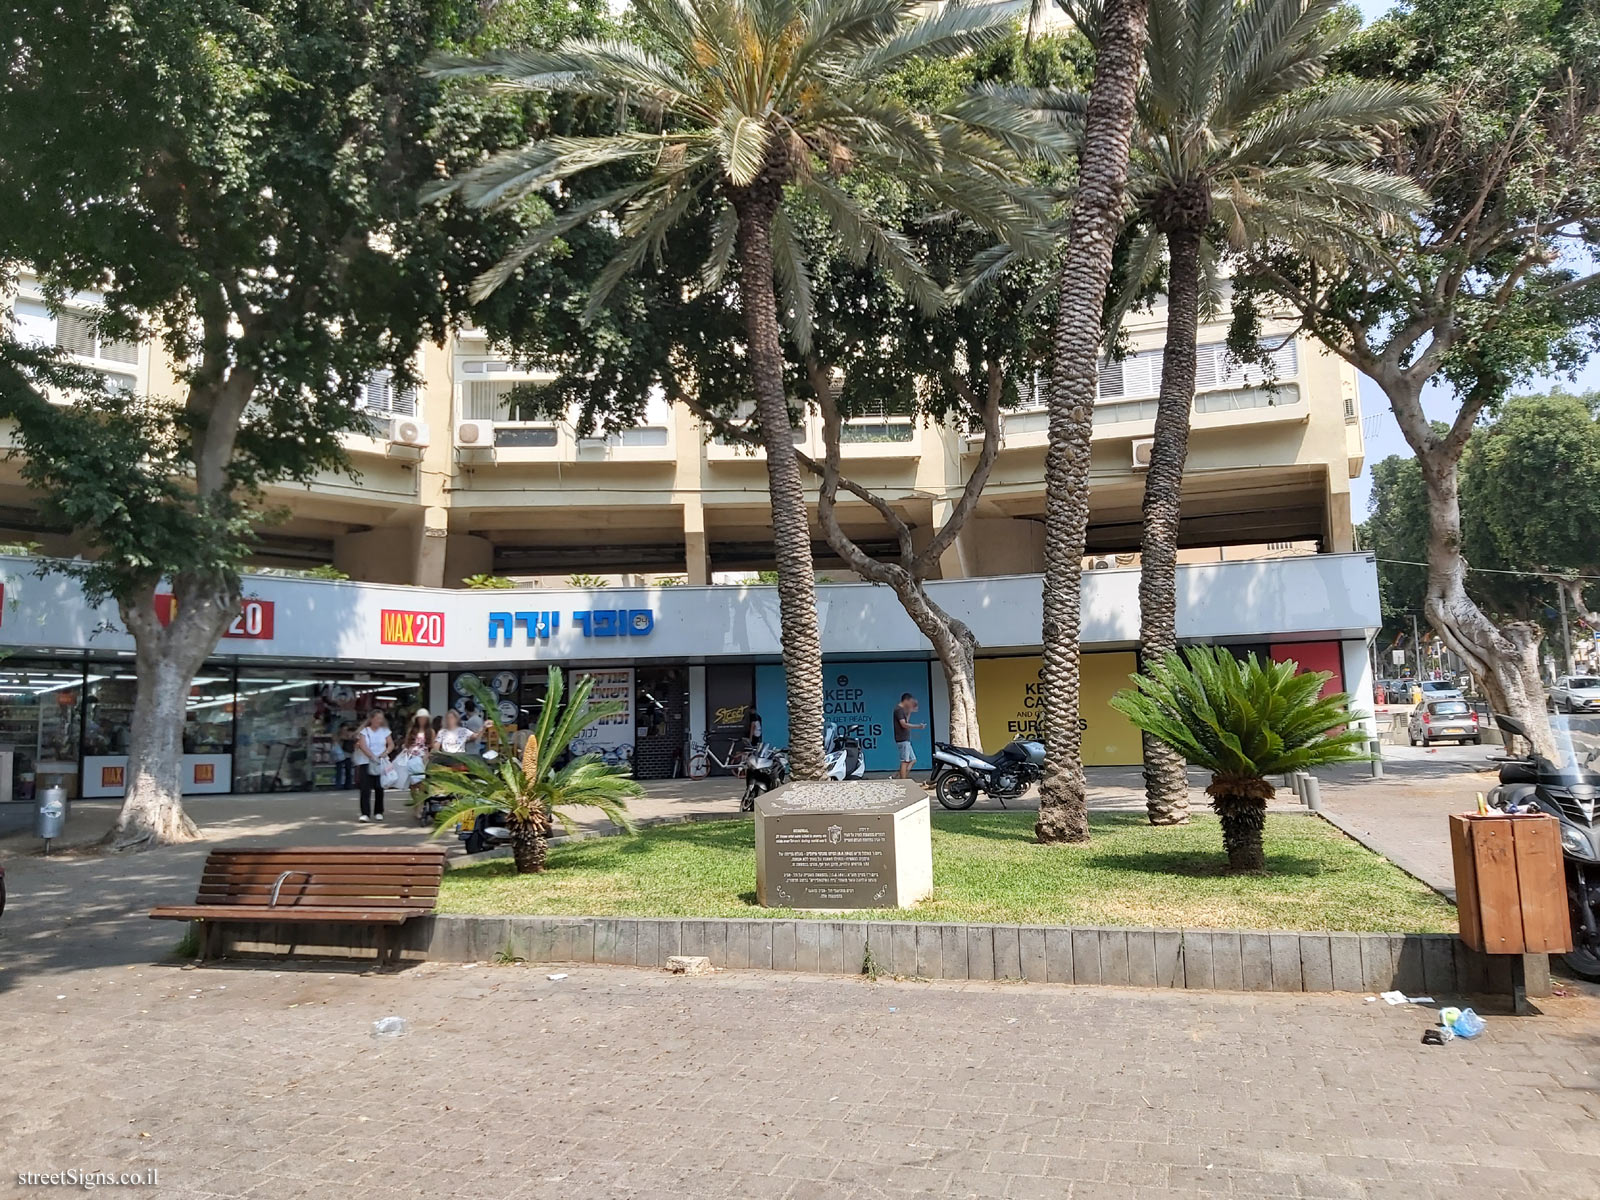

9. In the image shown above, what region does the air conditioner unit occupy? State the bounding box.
[388,416,430,449]
[1089,557,1113,570]
[1131,437,1154,469]
[454,419,494,448]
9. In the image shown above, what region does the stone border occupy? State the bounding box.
[210,914,1551,998]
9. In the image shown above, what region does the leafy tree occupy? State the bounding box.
[1097,0,1433,826]
[1235,0,1600,758]
[1460,390,1600,645]
[429,0,1043,778]
[1360,453,1431,629]
[1111,647,1369,872]
[428,670,639,874]
[463,574,518,589]
[0,0,519,847]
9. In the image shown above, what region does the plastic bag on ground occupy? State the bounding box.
[372,1016,407,1038]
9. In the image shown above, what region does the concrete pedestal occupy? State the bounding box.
[755,779,932,910]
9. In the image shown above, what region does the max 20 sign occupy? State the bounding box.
[380,609,445,647]
[154,595,275,640]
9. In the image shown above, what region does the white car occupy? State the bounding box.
[1417,680,1464,704]
[1550,675,1600,713]
[1408,700,1482,746]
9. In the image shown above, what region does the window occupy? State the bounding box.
[1193,383,1301,413]
[1097,348,1162,400]
[13,300,140,391]
[840,396,914,443]
[360,370,417,417]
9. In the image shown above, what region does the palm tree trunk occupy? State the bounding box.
[1036,0,1151,845]
[510,819,547,874]
[732,183,825,780]
[1206,777,1272,874]
[1138,222,1204,826]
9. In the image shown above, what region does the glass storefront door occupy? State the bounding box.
[0,660,88,801]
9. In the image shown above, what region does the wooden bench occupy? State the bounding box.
[149,845,448,962]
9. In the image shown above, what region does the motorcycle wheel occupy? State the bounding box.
[937,772,978,811]
[740,784,757,813]
[1562,946,1600,981]
[464,831,487,855]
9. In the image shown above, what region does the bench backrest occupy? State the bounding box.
[195,846,448,912]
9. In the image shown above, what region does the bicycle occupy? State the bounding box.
[686,737,749,781]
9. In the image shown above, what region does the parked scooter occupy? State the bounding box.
[741,742,790,810]
[1488,712,1600,980]
[823,723,866,781]
[929,737,1046,810]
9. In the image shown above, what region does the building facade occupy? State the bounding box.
[0,274,1378,800]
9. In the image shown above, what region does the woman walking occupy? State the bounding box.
[353,709,394,823]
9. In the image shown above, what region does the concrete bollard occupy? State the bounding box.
[1292,771,1309,803]
[1303,776,1322,812]
[1369,738,1384,780]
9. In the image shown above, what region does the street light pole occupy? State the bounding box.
[1412,612,1424,681]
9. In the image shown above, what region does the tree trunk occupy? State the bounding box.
[111,571,238,850]
[510,819,547,874]
[1206,777,1272,874]
[1138,221,1205,826]
[1036,0,1150,845]
[892,580,980,749]
[1416,452,1556,758]
[732,182,825,780]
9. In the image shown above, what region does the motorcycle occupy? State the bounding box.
[1487,712,1600,980]
[824,723,865,781]
[741,742,790,810]
[929,738,1046,810]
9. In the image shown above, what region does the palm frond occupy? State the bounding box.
[798,174,948,314]
[847,0,1022,79]
[1111,646,1370,780]
[770,203,816,352]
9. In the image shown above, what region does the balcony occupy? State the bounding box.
[997,337,1307,448]
[454,371,675,465]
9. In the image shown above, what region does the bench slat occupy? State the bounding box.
[150,906,414,924]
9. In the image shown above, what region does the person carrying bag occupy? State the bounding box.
[352,710,395,822]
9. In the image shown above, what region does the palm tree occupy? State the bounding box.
[1110,647,1368,872]
[1022,0,1151,845]
[427,668,641,874]
[430,0,1044,778]
[1107,0,1434,827]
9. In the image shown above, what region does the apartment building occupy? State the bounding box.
[0,275,1378,802]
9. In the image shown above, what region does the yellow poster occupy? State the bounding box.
[974,653,1142,767]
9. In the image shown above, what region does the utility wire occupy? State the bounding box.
[1376,557,1600,583]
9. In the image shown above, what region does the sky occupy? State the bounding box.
[1342,0,1600,516]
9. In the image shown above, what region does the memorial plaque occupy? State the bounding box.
[755,779,933,910]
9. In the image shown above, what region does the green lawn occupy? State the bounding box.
[439,812,1456,933]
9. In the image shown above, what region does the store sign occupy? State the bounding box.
[380,608,445,647]
[101,765,125,788]
[487,607,654,646]
[193,762,215,784]
[153,595,275,640]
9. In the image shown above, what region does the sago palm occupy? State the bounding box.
[1110,0,1434,826]
[1110,646,1368,873]
[430,0,1049,779]
[427,668,640,874]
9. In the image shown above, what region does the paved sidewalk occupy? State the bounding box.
[3,961,1597,1200]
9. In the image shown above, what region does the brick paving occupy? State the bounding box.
[3,959,1598,1200]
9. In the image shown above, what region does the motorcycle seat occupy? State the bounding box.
[945,745,1004,765]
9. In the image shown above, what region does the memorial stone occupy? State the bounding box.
[755,778,933,909]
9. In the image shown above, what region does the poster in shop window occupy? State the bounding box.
[974,653,1141,766]
[568,669,635,767]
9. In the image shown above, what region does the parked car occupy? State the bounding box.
[1549,675,1600,713]
[1418,679,1465,704]
[1408,699,1482,746]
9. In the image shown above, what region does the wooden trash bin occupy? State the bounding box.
[1450,812,1570,1011]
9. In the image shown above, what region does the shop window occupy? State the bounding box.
[0,661,88,801]
[234,673,422,793]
